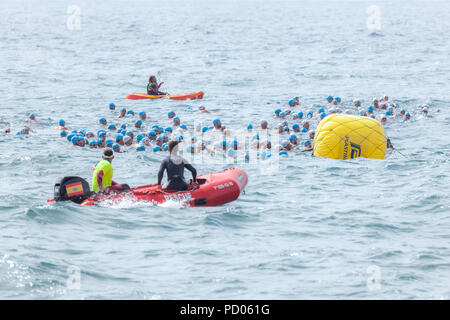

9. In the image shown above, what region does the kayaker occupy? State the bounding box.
[157,140,197,191]
[92,148,128,193]
[147,75,167,95]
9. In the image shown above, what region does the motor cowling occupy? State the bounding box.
[54,176,91,204]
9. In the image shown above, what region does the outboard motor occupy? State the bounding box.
[54,176,91,204]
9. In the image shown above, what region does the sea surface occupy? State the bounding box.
[0,0,449,299]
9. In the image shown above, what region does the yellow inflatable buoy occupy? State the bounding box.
[313,114,386,160]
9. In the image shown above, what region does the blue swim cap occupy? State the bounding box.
[136,134,143,142]
[318,107,325,113]
[180,124,187,130]
[29,113,36,118]
[279,150,288,156]
[165,127,172,132]
[137,145,146,152]
[71,136,79,144]
[177,135,184,142]
[298,112,304,118]
[108,124,116,130]
[405,112,410,116]
[156,136,163,142]
[117,128,123,134]
[153,146,161,152]
[386,110,392,116]
[67,134,74,141]
[115,134,123,142]
[139,111,146,117]
[136,120,143,125]
[289,134,297,142]
[97,130,106,137]
[105,139,113,147]
[327,96,333,100]
[173,116,180,121]
[127,110,134,115]
[304,140,311,146]
[148,131,156,137]
[335,97,341,102]
[274,108,281,115]
[320,112,327,119]
[99,117,106,124]
[162,143,168,151]
[60,130,67,137]
[307,111,313,118]
[71,129,77,134]
[245,153,250,161]
[253,134,260,140]
[79,129,86,136]
[89,141,97,147]
[59,119,65,126]
[213,119,221,125]
[112,143,119,150]
[202,126,209,133]
[293,123,299,130]
[247,124,253,130]
[233,139,238,146]
[288,99,295,106]
[301,128,307,133]
[279,112,286,117]
[126,131,133,136]
[168,111,175,117]
[109,102,115,110]
[121,123,126,129]
[283,126,289,131]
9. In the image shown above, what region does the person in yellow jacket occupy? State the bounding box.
[92,148,127,193]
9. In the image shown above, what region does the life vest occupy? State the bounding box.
[92,160,113,191]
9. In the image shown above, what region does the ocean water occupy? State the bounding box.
[1,0,450,299]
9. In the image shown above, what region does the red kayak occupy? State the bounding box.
[125,91,204,101]
[47,168,247,207]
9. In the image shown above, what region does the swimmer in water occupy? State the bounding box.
[419,105,429,115]
[99,117,107,126]
[326,96,333,105]
[303,122,310,131]
[56,119,68,130]
[288,97,300,107]
[386,137,394,149]
[147,75,167,95]
[380,115,387,125]
[333,97,341,105]
[118,108,126,118]
[309,130,315,140]
[292,123,300,133]
[301,140,313,152]
[139,112,147,121]
[198,106,210,113]
[403,112,411,121]
[353,99,361,108]
[260,120,269,131]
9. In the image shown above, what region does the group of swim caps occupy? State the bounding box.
[54,95,428,159]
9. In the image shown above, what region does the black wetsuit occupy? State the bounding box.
[158,156,197,191]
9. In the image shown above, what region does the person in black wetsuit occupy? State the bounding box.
[147,75,168,95]
[157,140,197,191]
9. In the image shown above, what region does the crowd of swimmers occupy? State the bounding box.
[1,93,432,160]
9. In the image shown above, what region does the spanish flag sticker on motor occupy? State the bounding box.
[66,182,84,197]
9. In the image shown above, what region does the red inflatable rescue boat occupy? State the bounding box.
[47,168,247,207]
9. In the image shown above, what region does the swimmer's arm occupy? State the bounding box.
[157,160,166,185]
[184,163,197,182]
